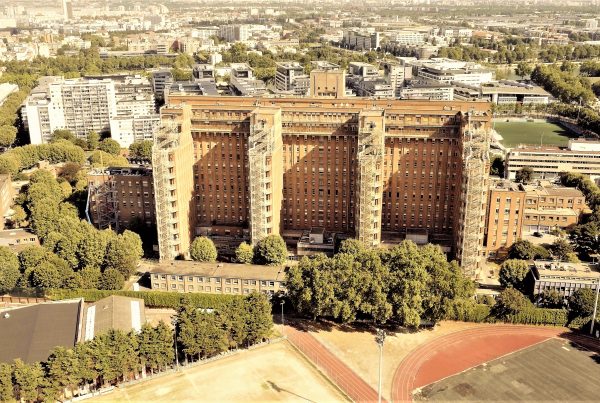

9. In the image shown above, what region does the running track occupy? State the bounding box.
[391,325,600,402]
[286,325,384,402]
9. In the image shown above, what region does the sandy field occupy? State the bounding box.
[91,341,346,402]
[308,321,486,402]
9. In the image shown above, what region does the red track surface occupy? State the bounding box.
[286,325,383,403]
[391,325,600,402]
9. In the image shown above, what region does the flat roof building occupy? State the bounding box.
[506,141,600,181]
[81,296,146,341]
[530,260,600,297]
[275,62,309,96]
[147,260,287,296]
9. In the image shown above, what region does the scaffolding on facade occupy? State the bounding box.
[458,112,490,278]
[152,121,180,261]
[248,119,275,244]
[356,112,384,246]
[85,170,119,231]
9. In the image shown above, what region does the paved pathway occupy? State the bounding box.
[286,325,384,403]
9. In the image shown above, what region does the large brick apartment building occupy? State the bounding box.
[148,96,491,277]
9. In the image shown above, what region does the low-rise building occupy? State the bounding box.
[506,139,600,181]
[296,227,335,257]
[147,260,287,296]
[530,260,600,297]
[229,63,267,96]
[454,80,551,104]
[0,229,39,251]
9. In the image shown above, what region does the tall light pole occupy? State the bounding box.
[590,279,599,336]
[375,328,386,403]
[171,317,180,371]
[280,300,285,333]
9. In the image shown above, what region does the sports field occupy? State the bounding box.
[415,338,600,401]
[91,342,346,402]
[494,121,572,148]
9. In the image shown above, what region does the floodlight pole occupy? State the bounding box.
[280,300,285,332]
[590,279,599,336]
[375,328,386,403]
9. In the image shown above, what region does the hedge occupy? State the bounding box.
[46,289,240,309]
[505,308,568,326]
[445,304,568,326]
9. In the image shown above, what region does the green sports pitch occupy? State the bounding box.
[493,121,573,148]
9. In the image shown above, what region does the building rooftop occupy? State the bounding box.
[523,208,578,216]
[490,179,524,192]
[531,261,600,282]
[0,299,82,363]
[511,146,600,155]
[89,166,153,177]
[145,260,287,281]
[81,295,146,341]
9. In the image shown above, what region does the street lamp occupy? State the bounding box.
[590,279,599,336]
[171,317,180,371]
[280,300,285,331]
[375,328,386,403]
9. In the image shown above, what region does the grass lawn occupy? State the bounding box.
[493,121,573,148]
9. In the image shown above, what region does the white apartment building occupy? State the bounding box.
[390,31,426,46]
[219,25,250,42]
[274,62,309,95]
[399,83,454,101]
[382,61,412,98]
[24,77,158,147]
[506,140,600,181]
[411,58,494,87]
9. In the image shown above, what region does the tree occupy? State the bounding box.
[338,238,367,255]
[244,293,273,345]
[30,261,64,289]
[253,235,287,265]
[515,61,533,79]
[189,236,218,262]
[153,321,175,371]
[539,289,563,308]
[103,230,143,277]
[493,287,532,319]
[0,363,13,402]
[87,131,100,150]
[549,238,575,261]
[235,242,253,264]
[498,259,530,292]
[59,162,82,183]
[46,346,80,400]
[10,205,27,228]
[129,140,153,160]
[0,125,17,147]
[80,266,102,289]
[98,138,121,155]
[508,239,549,260]
[51,129,76,143]
[570,221,600,258]
[0,245,20,293]
[489,155,505,177]
[569,288,597,317]
[515,167,534,184]
[12,359,44,402]
[98,268,125,290]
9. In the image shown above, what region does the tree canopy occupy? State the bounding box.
[189,236,218,262]
[253,235,287,265]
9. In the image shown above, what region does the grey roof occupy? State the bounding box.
[0,300,82,363]
[81,296,146,341]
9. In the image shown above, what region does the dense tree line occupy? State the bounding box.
[0,140,85,176]
[0,323,173,402]
[530,64,596,105]
[176,293,273,363]
[286,239,474,328]
[0,170,143,294]
[437,42,600,64]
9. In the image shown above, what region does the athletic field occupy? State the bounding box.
[494,121,572,148]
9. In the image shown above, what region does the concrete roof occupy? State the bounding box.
[0,299,82,363]
[524,208,578,216]
[145,260,287,281]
